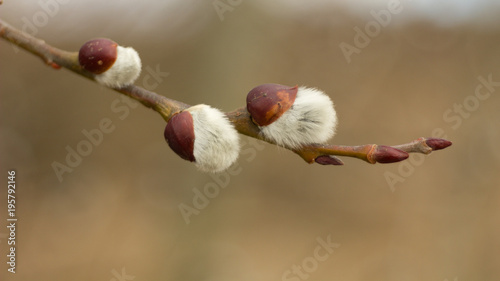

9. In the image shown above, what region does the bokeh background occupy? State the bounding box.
[1,0,500,280]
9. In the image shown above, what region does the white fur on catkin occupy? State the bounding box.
[95,46,142,88]
[260,87,337,149]
[188,104,240,173]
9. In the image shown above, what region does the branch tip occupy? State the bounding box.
[425,138,452,151]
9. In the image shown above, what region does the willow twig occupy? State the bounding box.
[0,18,452,166]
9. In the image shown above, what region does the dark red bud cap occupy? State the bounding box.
[372,145,409,163]
[164,111,195,162]
[78,38,118,74]
[246,83,298,126]
[315,155,344,165]
[425,138,452,151]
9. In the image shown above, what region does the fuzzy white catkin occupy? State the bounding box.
[260,87,338,149]
[187,104,240,173]
[95,46,142,88]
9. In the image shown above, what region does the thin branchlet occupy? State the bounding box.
[0,18,452,166]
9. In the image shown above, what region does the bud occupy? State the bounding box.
[315,155,344,165]
[371,145,409,163]
[78,38,141,88]
[164,104,240,172]
[246,84,297,126]
[425,138,452,151]
[164,111,196,162]
[246,84,338,149]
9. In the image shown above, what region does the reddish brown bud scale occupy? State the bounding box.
[246,84,298,126]
[425,138,452,151]
[372,145,409,163]
[164,111,196,162]
[315,155,344,165]
[78,38,118,74]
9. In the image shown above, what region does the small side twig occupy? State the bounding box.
[0,18,452,166]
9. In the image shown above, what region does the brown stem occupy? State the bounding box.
[0,18,452,166]
[116,85,189,122]
[0,19,186,120]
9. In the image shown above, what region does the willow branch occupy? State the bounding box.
[0,19,188,120]
[0,18,451,166]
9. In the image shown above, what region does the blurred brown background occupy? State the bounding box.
[1,1,500,280]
